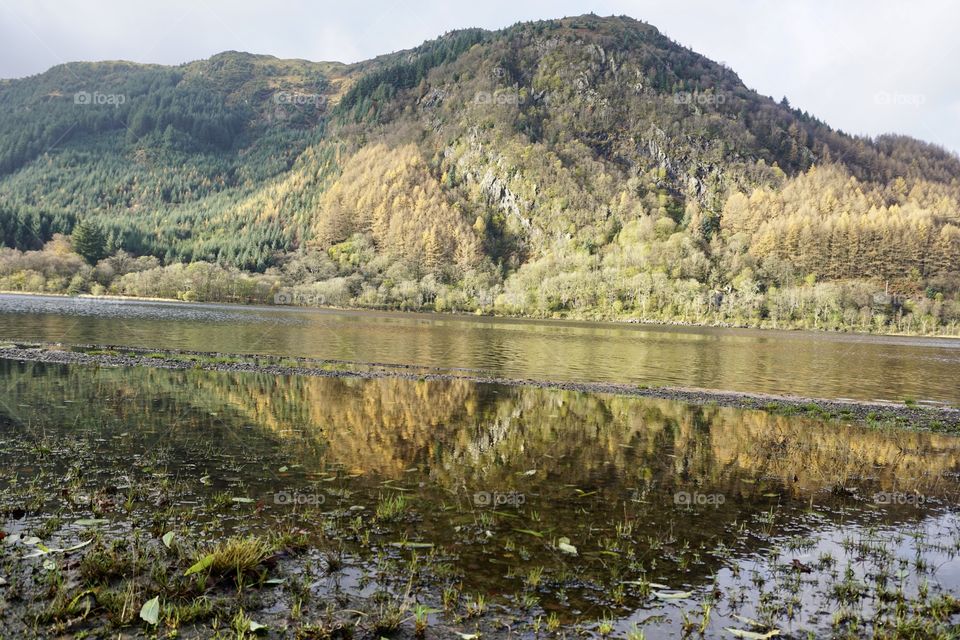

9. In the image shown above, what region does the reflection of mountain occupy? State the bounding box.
[707,409,960,494]
[181,371,960,497]
[5,359,960,617]
[5,360,960,499]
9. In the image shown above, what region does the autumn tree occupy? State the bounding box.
[311,144,482,279]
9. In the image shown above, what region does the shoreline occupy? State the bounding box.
[2,340,958,433]
[2,289,958,340]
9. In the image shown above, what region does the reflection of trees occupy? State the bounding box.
[4,361,960,498]
[706,408,960,494]
[6,360,959,617]
[0,361,329,466]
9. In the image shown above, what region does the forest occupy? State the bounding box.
[0,15,958,334]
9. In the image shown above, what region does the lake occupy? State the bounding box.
[1,294,960,637]
[0,293,958,404]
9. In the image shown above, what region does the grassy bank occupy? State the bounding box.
[2,236,960,337]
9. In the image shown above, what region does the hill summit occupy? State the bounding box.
[1,15,958,332]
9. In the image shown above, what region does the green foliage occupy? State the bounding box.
[0,203,74,250]
[334,28,486,123]
[71,220,107,265]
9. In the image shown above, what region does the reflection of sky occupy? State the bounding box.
[702,510,960,637]
[0,293,304,324]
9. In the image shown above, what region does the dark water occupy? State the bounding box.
[0,293,958,404]
[2,360,959,636]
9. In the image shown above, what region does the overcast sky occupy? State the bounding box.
[1,0,958,154]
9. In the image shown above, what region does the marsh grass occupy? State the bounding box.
[193,535,274,577]
[374,493,408,521]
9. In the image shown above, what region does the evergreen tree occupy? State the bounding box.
[72,220,108,265]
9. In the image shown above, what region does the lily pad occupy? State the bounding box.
[724,628,780,639]
[74,518,110,527]
[388,541,435,549]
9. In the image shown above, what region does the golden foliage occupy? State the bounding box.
[723,166,960,280]
[312,144,481,274]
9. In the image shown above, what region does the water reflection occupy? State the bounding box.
[5,360,958,497]
[1,360,959,635]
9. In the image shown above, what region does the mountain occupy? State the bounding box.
[1,14,958,333]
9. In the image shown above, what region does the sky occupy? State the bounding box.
[1,0,958,154]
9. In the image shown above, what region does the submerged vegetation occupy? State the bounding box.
[1,16,959,332]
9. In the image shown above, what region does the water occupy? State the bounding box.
[0,293,958,404]
[2,360,959,637]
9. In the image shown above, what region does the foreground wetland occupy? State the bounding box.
[0,294,959,638]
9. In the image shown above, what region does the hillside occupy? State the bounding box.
[1,14,958,333]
